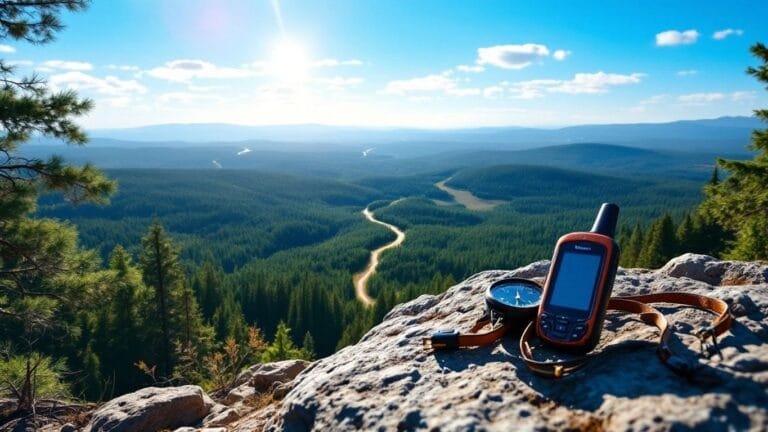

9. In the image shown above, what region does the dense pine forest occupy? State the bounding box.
[2,1,768,421]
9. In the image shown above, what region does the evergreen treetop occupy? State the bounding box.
[701,42,768,260]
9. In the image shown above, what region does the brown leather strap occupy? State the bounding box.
[519,292,732,378]
[424,291,733,379]
[422,315,511,351]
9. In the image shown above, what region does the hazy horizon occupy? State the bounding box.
[87,114,759,133]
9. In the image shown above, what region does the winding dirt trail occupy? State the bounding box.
[353,205,406,307]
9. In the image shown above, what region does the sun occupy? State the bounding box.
[269,39,311,83]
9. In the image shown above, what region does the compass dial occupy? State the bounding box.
[485,278,543,322]
[490,281,542,307]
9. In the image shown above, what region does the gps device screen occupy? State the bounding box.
[548,251,602,312]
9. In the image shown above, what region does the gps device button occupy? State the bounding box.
[551,331,567,339]
[555,323,568,333]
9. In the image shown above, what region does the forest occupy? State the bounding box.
[21,159,725,401]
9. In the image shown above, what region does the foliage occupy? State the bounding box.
[0,352,69,402]
[138,223,212,380]
[203,326,267,390]
[701,42,768,260]
[0,0,114,414]
[261,321,304,363]
[618,212,727,268]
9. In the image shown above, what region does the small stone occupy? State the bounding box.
[85,385,213,432]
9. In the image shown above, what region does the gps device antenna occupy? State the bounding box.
[590,203,619,238]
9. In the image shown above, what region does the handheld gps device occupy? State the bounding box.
[536,203,620,352]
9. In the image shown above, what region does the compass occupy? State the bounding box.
[485,278,543,322]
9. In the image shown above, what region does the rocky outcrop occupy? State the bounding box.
[263,254,768,431]
[85,385,215,432]
[35,254,766,431]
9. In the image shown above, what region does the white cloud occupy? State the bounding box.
[42,60,93,71]
[383,74,456,95]
[157,92,224,104]
[107,64,140,71]
[146,59,254,82]
[640,94,671,105]
[675,91,754,104]
[509,71,645,98]
[553,50,571,61]
[557,72,642,94]
[483,86,504,98]
[50,71,146,96]
[315,76,364,90]
[0,44,15,53]
[730,91,756,101]
[678,92,725,103]
[382,73,479,97]
[313,58,364,67]
[713,28,743,40]
[655,29,699,46]
[449,88,482,96]
[456,64,485,73]
[477,44,550,69]
[676,69,698,76]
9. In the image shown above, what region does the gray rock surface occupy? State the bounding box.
[224,359,309,405]
[85,385,214,432]
[263,254,768,431]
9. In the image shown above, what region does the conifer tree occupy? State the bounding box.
[708,166,720,186]
[675,213,695,255]
[0,1,113,413]
[301,331,316,361]
[212,293,248,344]
[621,224,644,267]
[104,246,145,394]
[192,259,224,320]
[262,321,303,362]
[701,43,768,260]
[139,223,184,378]
[638,214,676,268]
[616,225,631,258]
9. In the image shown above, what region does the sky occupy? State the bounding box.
[2,0,767,129]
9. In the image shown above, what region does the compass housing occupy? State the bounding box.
[485,278,543,323]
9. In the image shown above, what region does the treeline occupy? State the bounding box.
[9,223,318,401]
[617,211,728,269]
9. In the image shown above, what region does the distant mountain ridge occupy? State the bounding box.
[86,116,761,154]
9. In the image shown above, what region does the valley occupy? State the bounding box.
[34,137,715,363]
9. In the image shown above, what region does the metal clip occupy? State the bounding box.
[696,326,723,360]
[422,329,459,351]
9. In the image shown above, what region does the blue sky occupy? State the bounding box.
[2,0,767,128]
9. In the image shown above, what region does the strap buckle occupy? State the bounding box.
[695,326,723,360]
[422,329,460,351]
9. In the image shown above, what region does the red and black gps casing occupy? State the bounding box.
[536,204,620,353]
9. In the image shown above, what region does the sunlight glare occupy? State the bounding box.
[269,39,311,83]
